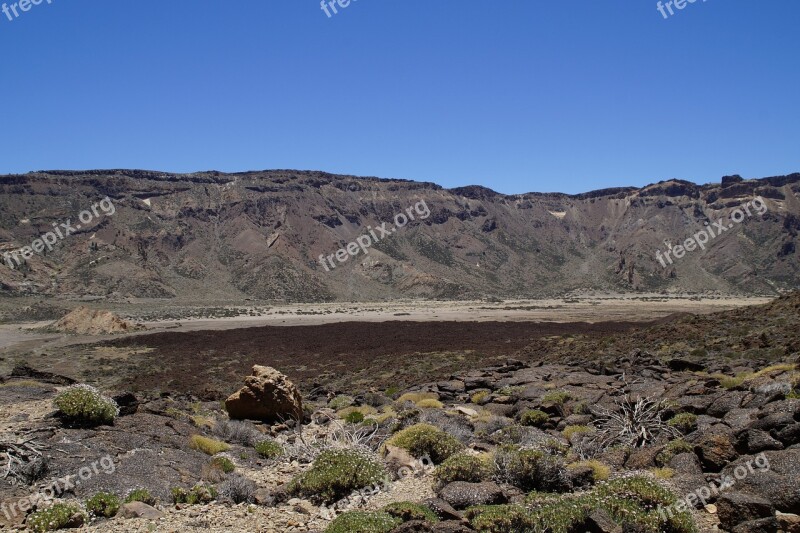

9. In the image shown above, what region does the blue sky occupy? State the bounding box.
[0,1,798,194]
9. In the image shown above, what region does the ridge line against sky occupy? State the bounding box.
[0,1,798,195]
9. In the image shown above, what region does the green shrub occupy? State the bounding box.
[254,439,283,459]
[542,390,573,404]
[562,425,594,442]
[667,413,698,433]
[329,394,355,410]
[520,409,549,427]
[189,435,231,455]
[466,476,697,533]
[383,502,439,523]
[211,456,235,474]
[53,384,118,426]
[85,492,120,518]
[345,411,366,424]
[434,454,491,484]
[26,503,86,532]
[471,390,490,404]
[385,423,464,463]
[124,488,156,505]
[416,398,444,409]
[656,439,695,466]
[325,511,401,533]
[492,445,570,493]
[171,484,218,504]
[567,460,611,483]
[288,449,387,504]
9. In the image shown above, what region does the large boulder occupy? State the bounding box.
[720,449,800,514]
[225,366,303,422]
[717,493,775,531]
[438,481,506,509]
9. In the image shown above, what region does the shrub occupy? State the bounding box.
[591,394,680,449]
[171,484,218,505]
[124,488,156,505]
[329,394,355,410]
[471,391,490,404]
[465,504,537,533]
[542,390,572,404]
[656,439,695,466]
[85,492,120,518]
[288,449,387,504]
[325,511,401,533]
[219,474,256,504]
[416,399,444,409]
[520,409,549,427]
[651,467,675,479]
[214,419,261,446]
[190,435,231,455]
[338,406,377,420]
[254,439,283,459]
[385,423,464,463]
[345,411,366,424]
[567,460,610,483]
[26,503,86,532]
[53,384,118,426]
[492,445,570,492]
[210,456,235,474]
[396,392,438,404]
[668,413,699,433]
[434,453,491,485]
[562,425,594,442]
[383,502,439,523]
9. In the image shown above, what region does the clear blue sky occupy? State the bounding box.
[1,1,798,194]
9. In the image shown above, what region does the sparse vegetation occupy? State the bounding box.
[288,449,387,504]
[385,423,464,463]
[325,511,402,533]
[383,502,439,523]
[345,410,366,424]
[124,488,156,505]
[26,503,86,532]
[567,459,610,483]
[416,398,444,409]
[656,439,695,467]
[53,384,119,426]
[520,409,549,427]
[85,492,120,518]
[328,395,355,410]
[668,413,698,433]
[171,484,218,504]
[190,435,231,455]
[254,439,283,459]
[210,456,235,474]
[492,445,570,492]
[434,453,491,484]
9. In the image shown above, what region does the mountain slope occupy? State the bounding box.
[0,170,798,301]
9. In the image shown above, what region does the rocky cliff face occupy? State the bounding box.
[0,170,798,301]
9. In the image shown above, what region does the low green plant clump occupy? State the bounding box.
[124,488,156,505]
[254,439,283,459]
[519,409,549,427]
[345,411,366,424]
[667,413,698,433]
[434,453,491,485]
[53,384,119,426]
[471,390,490,404]
[189,435,231,455]
[465,476,697,533]
[85,492,120,518]
[26,503,86,532]
[288,449,387,504]
[383,502,439,523]
[386,423,464,463]
[542,390,573,405]
[492,445,570,493]
[656,439,695,466]
[567,460,611,483]
[562,425,594,442]
[171,484,218,504]
[211,456,235,474]
[328,394,355,410]
[324,511,402,533]
[416,398,444,409]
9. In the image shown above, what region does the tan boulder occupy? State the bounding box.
[225,366,303,422]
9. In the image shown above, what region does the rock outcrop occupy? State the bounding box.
[225,365,303,422]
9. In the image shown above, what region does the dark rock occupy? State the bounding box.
[112,392,139,416]
[730,517,780,533]
[669,452,703,475]
[423,498,463,522]
[738,429,784,454]
[750,412,796,433]
[9,365,76,385]
[776,424,800,446]
[695,429,739,471]
[708,392,747,418]
[720,449,800,513]
[390,520,436,533]
[120,501,165,519]
[584,509,623,532]
[668,359,705,372]
[624,446,661,469]
[437,381,466,394]
[482,403,515,417]
[438,482,506,510]
[776,512,800,532]
[718,493,775,530]
[253,488,275,506]
[431,521,474,533]
[568,463,595,488]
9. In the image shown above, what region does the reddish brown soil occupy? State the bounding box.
[103,320,648,397]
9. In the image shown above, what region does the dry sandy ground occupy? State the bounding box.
[0,296,770,357]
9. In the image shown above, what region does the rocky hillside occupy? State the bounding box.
[1,170,799,301]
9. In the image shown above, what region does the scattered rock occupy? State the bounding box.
[120,501,165,520]
[225,365,303,422]
[50,306,142,335]
[438,481,506,509]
